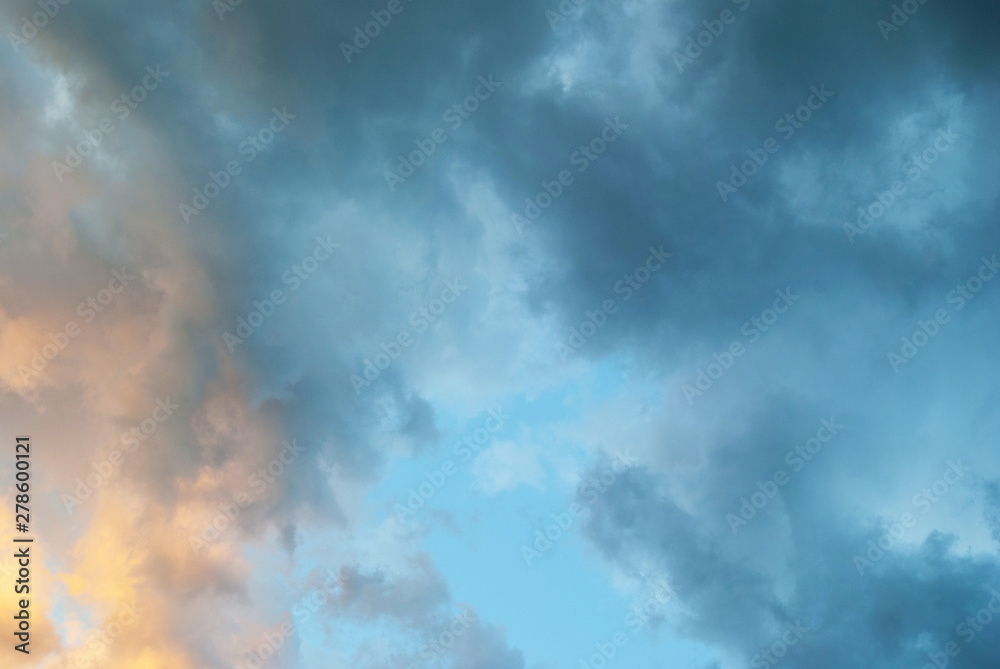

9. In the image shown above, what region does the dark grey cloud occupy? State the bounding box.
[584,462,1000,668]
[985,482,1000,545]
[315,558,525,669]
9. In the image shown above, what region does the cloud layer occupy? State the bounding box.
[1,0,999,667]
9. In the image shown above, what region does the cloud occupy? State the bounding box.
[472,440,546,495]
[1,0,999,666]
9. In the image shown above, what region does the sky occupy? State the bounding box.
[1,0,1000,667]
